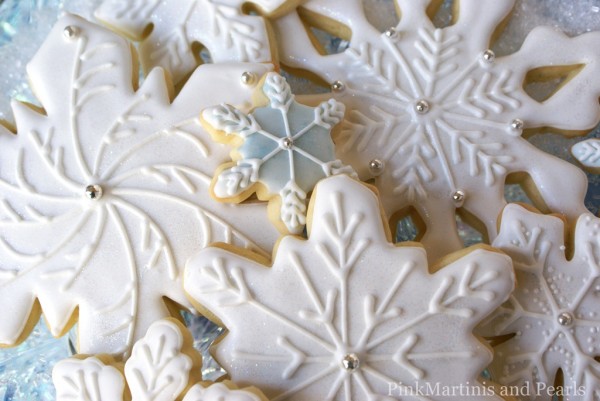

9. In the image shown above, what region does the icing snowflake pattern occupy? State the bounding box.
[202,72,355,234]
[479,204,600,399]
[95,0,286,84]
[185,175,514,400]
[0,15,278,356]
[273,0,598,260]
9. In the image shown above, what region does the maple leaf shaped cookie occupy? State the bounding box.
[184,175,514,400]
[271,0,599,262]
[201,72,356,234]
[95,0,299,85]
[53,318,268,401]
[0,14,279,356]
[479,204,600,399]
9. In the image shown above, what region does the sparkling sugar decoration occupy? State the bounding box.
[272,0,600,263]
[0,14,278,359]
[478,204,600,396]
[0,0,599,400]
[185,175,514,400]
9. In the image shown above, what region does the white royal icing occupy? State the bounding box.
[203,72,355,234]
[53,357,125,401]
[0,14,278,356]
[53,319,267,401]
[94,0,282,84]
[479,204,600,398]
[272,0,598,261]
[184,382,265,401]
[185,175,514,400]
[572,138,600,171]
[125,320,194,401]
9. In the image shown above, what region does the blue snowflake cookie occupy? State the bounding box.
[201,72,355,234]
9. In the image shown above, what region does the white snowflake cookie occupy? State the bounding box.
[572,138,600,173]
[201,72,355,234]
[184,174,514,400]
[0,14,279,356]
[479,204,600,399]
[94,0,298,85]
[272,0,599,261]
[53,318,268,401]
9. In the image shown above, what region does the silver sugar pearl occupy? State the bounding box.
[415,99,430,114]
[482,49,496,63]
[369,159,385,176]
[557,312,574,326]
[331,80,345,93]
[85,184,103,200]
[282,137,294,149]
[342,353,360,371]
[384,27,399,38]
[241,71,256,85]
[63,25,80,39]
[452,190,466,206]
[510,119,524,132]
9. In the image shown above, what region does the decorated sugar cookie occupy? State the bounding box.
[572,138,600,173]
[184,382,268,401]
[53,318,267,401]
[54,356,126,400]
[95,0,298,85]
[0,14,279,356]
[272,0,598,261]
[201,72,356,234]
[184,175,514,400]
[125,319,200,400]
[479,204,600,399]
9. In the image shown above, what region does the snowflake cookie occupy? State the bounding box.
[53,318,268,401]
[479,204,600,399]
[0,14,279,356]
[271,0,599,261]
[201,72,355,234]
[184,174,514,400]
[95,0,299,85]
[572,138,600,173]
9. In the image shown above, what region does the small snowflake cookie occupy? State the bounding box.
[201,72,355,234]
[479,204,600,399]
[271,0,600,261]
[572,138,600,173]
[184,174,514,400]
[0,14,279,356]
[53,318,268,401]
[95,0,300,85]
